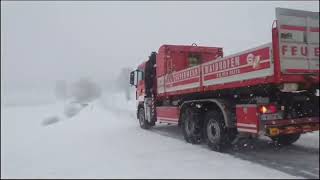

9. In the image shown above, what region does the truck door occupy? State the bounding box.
[276,8,319,74]
[129,68,145,101]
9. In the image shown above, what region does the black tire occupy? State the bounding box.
[181,108,202,144]
[138,108,151,129]
[271,133,301,146]
[204,111,231,151]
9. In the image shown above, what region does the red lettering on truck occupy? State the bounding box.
[301,46,308,56]
[282,45,288,55]
[291,46,297,56]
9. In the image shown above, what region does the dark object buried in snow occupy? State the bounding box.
[42,116,60,126]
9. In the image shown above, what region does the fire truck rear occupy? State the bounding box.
[129,8,319,151]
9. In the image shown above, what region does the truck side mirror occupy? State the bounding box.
[130,71,137,87]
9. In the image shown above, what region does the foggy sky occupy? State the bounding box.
[1,1,319,93]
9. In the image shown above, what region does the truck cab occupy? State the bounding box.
[130,62,146,102]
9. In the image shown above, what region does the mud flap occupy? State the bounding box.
[236,104,260,134]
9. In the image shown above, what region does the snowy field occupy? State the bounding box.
[1,92,319,179]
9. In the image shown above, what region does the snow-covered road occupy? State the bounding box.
[1,93,319,179]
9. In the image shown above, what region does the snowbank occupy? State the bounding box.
[0,92,312,179]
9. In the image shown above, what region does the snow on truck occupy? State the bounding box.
[129,8,319,151]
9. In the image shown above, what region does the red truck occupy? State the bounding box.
[129,8,319,151]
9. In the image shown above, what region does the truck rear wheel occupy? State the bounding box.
[271,133,301,145]
[204,111,230,151]
[181,108,202,144]
[138,107,151,129]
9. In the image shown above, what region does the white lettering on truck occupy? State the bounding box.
[204,56,240,74]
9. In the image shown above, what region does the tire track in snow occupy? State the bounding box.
[150,125,319,179]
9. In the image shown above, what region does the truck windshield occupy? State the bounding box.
[137,70,144,81]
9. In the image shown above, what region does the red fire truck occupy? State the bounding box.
[129,8,319,151]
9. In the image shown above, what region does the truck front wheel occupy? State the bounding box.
[271,133,301,145]
[204,111,230,151]
[138,108,151,129]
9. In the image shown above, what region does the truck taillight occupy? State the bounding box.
[259,104,277,114]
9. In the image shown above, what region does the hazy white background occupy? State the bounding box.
[1,1,319,104]
[1,2,319,179]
